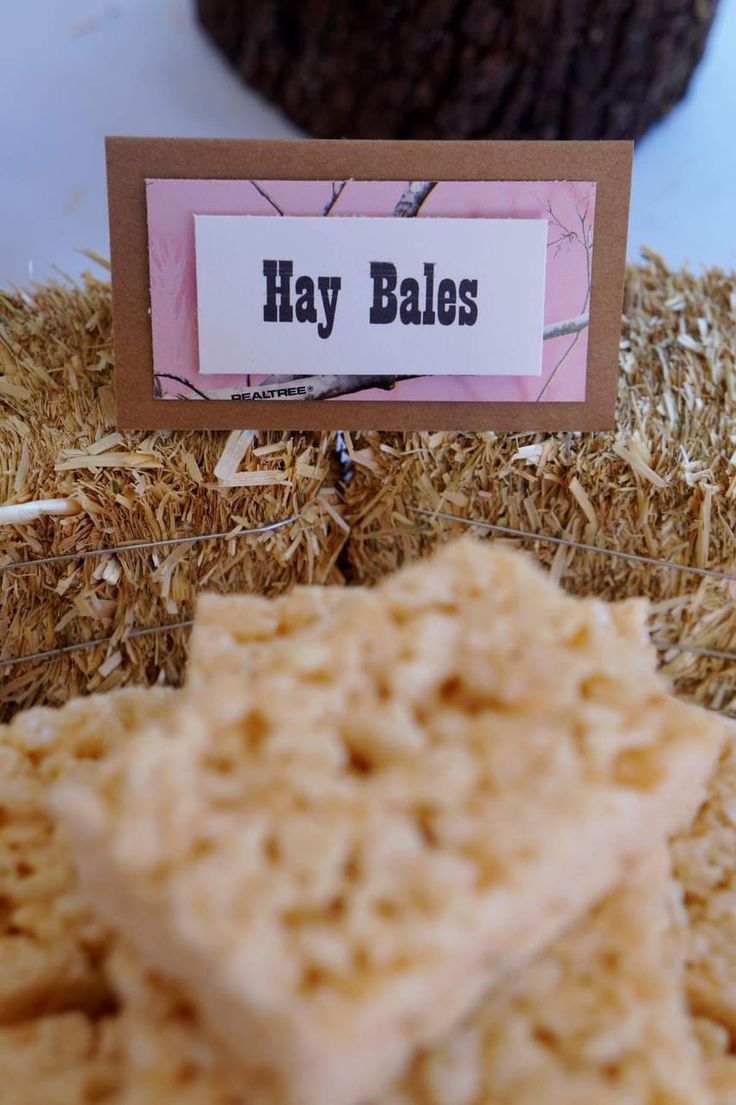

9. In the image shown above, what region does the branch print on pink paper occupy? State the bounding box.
[146,178,596,403]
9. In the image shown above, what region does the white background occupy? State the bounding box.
[1,0,735,290]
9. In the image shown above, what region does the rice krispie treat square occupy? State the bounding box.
[0,1010,120,1105]
[672,728,736,1035]
[190,588,653,690]
[187,586,351,690]
[694,1016,736,1105]
[108,945,245,1105]
[0,583,346,1028]
[109,854,710,1105]
[387,852,710,1105]
[54,541,725,1105]
[0,687,172,1022]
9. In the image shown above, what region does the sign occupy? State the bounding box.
[107,138,632,430]
[194,215,547,379]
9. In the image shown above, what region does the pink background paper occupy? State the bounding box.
[146,178,596,402]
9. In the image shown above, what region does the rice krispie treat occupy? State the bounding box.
[108,946,246,1105]
[107,854,709,1105]
[387,852,710,1105]
[187,586,351,690]
[672,729,736,1035]
[189,588,653,690]
[0,584,342,1027]
[0,687,172,1022]
[694,1017,736,1105]
[2,862,713,1105]
[0,1010,120,1105]
[54,541,725,1105]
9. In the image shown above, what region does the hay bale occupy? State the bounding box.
[341,254,736,717]
[0,275,346,719]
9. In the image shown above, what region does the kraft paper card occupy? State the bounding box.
[107,138,632,431]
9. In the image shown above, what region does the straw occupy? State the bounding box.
[0,274,345,718]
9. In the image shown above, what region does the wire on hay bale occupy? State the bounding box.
[340,254,736,717]
[0,274,346,719]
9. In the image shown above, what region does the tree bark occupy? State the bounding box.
[196,0,717,142]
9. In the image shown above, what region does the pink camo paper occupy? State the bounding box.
[146,179,595,402]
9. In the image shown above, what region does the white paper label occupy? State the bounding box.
[194,215,547,377]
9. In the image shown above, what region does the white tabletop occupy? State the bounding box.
[1,0,735,290]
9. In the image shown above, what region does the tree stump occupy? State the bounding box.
[196,0,718,141]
